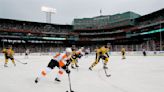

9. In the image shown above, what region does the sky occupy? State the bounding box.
[0,0,164,24]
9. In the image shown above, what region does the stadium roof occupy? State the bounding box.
[0,18,72,26]
[135,8,164,22]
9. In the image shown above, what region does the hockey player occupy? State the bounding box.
[121,48,126,59]
[89,44,110,70]
[2,46,16,67]
[70,48,78,69]
[142,49,147,56]
[54,47,84,82]
[35,48,72,83]
[70,47,85,69]
[85,47,90,57]
[25,49,30,59]
[71,45,76,51]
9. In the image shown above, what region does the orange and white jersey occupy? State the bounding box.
[53,52,71,67]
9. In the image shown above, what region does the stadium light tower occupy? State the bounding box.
[41,6,56,23]
[160,19,162,51]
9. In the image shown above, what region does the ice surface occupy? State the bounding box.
[0,55,164,92]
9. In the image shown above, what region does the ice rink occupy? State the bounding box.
[0,54,164,92]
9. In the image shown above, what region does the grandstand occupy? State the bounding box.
[73,8,164,51]
[0,8,164,53]
[0,18,73,53]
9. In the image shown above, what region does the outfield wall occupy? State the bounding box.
[92,51,164,56]
[0,51,164,56]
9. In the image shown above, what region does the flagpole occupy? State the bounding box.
[100,9,102,16]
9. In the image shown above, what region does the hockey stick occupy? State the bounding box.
[66,73,74,92]
[103,68,111,77]
[15,58,27,64]
[101,60,111,77]
[75,61,79,72]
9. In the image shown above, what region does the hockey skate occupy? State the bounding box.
[55,78,61,82]
[89,67,92,71]
[71,65,76,69]
[4,64,8,67]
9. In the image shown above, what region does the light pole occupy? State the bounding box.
[41,6,56,23]
[160,20,162,51]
